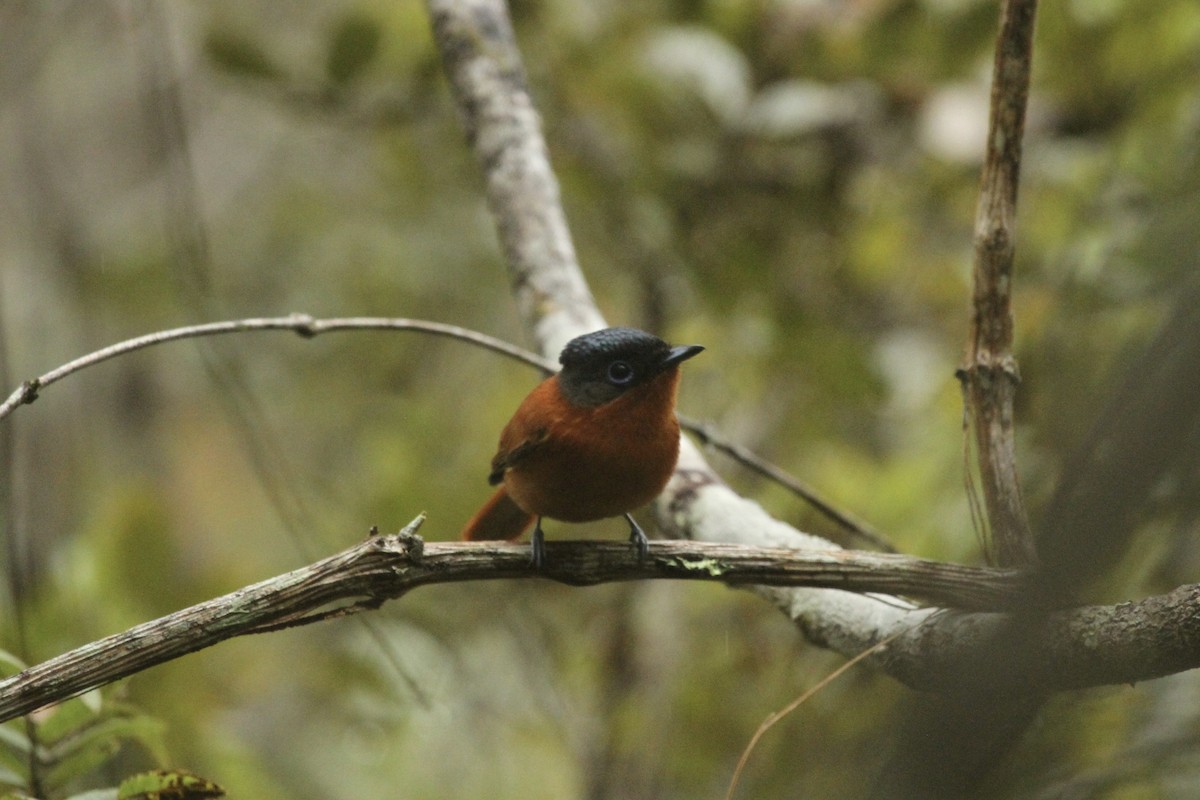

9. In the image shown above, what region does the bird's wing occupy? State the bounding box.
[487,425,548,485]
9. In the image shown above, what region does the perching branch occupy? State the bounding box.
[959,0,1039,567]
[0,517,989,722]
[3,517,1198,724]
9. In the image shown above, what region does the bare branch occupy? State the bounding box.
[0,516,997,723]
[882,581,1200,693]
[1,516,1196,724]
[959,0,1039,566]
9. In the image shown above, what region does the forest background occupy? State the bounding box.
[2,1,1200,798]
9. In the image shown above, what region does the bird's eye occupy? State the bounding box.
[606,360,635,385]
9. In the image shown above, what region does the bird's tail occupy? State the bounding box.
[461,486,535,541]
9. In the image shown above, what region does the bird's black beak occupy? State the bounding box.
[660,344,705,370]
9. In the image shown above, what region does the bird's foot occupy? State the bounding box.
[530,520,546,569]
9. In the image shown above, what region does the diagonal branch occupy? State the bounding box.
[959,0,1039,567]
[423,0,912,666]
[426,0,606,359]
[685,417,895,552]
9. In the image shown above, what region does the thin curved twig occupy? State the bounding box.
[685,417,895,552]
[725,627,908,799]
[0,314,554,422]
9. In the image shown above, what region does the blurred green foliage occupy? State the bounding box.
[2,0,1200,798]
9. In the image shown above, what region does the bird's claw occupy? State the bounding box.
[625,513,649,561]
[530,521,546,569]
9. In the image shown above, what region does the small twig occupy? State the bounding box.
[685,416,895,552]
[959,0,1039,566]
[725,628,908,800]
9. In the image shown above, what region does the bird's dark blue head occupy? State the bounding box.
[557,327,703,407]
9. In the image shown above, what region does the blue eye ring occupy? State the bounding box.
[607,360,635,385]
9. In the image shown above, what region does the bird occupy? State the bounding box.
[461,327,704,567]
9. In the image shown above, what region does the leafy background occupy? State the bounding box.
[2,0,1199,797]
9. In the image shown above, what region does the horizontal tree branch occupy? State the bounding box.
[0,517,994,722]
[882,580,1200,694]
[0,516,1196,724]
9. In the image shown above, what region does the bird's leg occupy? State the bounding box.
[624,513,649,561]
[530,517,546,569]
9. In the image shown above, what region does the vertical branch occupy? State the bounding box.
[960,0,1039,567]
[425,0,607,359]
[0,281,46,799]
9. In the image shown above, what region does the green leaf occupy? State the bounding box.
[326,12,382,85]
[117,770,225,799]
[0,731,29,789]
[45,741,118,795]
[0,723,31,755]
[44,716,168,794]
[35,698,99,747]
[0,763,29,790]
[76,703,169,766]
